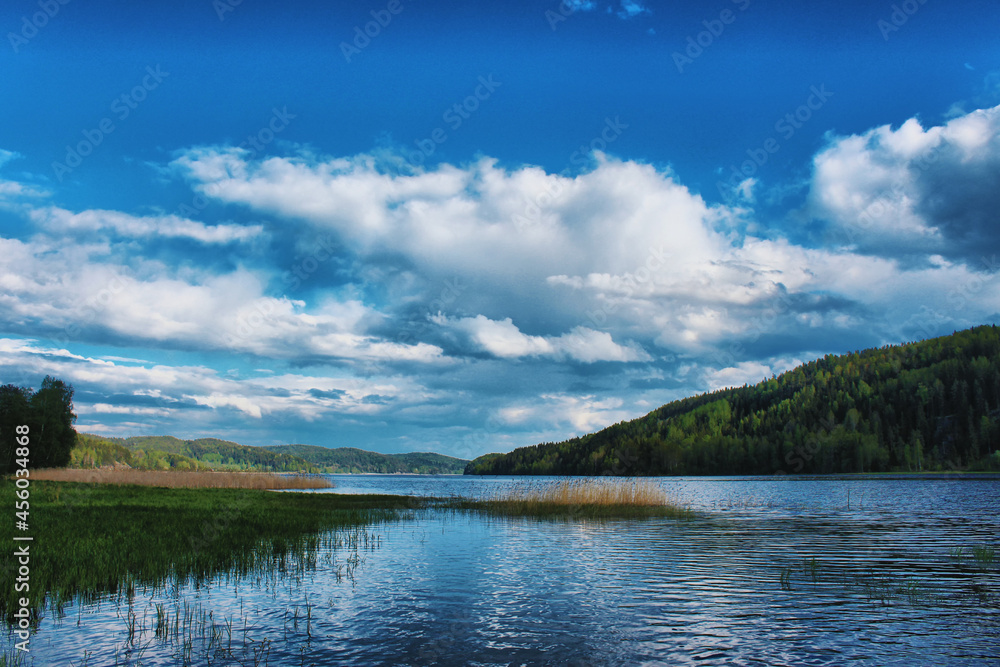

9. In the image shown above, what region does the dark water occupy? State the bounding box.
[9,476,1000,665]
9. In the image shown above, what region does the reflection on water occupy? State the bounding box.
[9,477,1000,666]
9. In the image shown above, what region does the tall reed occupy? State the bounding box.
[0,480,415,623]
[459,478,692,519]
[26,468,332,490]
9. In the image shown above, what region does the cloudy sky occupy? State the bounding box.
[1,0,999,459]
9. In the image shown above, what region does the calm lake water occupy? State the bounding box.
[12,476,1000,666]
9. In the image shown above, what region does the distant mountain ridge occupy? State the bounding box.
[465,325,1000,476]
[72,434,317,472]
[70,434,467,474]
[263,444,468,474]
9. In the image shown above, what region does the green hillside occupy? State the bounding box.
[71,433,210,471]
[69,435,465,474]
[265,444,468,474]
[123,436,316,472]
[69,434,317,472]
[465,325,1000,476]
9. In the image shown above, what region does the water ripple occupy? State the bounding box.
[11,477,1000,666]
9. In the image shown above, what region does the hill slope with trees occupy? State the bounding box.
[264,445,468,474]
[465,326,1000,476]
[116,436,317,472]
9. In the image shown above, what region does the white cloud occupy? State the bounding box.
[441,314,650,363]
[3,98,1000,458]
[165,142,1000,364]
[0,149,21,169]
[171,151,728,287]
[809,104,1000,261]
[617,0,651,19]
[31,206,263,244]
[0,233,445,366]
[0,338,435,427]
[87,403,172,417]
[703,357,805,391]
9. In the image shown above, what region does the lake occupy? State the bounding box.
[13,476,1000,665]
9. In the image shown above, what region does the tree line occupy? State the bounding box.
[466,325,1000,476]
[0,376,77,473]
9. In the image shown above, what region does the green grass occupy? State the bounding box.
[971,545,996,569]
[0,480,423,624]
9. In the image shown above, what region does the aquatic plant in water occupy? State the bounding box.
[455,478,693,519]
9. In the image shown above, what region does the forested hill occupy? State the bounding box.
[264,445,468,474]
[68,434,466,474]
[88,435,318,472]
[465,326,1000,476]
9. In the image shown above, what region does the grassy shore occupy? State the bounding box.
[454,478,694,520]
[28,467,333,489]
[0,480,422,623]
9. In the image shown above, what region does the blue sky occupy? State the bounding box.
[1,0,999,459]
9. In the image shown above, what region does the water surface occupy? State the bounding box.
[10,476,1000,665]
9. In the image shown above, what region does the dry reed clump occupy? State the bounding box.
[472,478,692,519]
[26,468,333,490]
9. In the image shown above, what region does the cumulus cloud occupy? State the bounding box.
[440,314,650,362]
[31,207,264,244]
[0,338,433,426]
[2,101,1000,455]
[810,104,1000,265]
[703,357,806,391]
[170,150,728,286]
[0,234,444,367]
[169,140,1000,363]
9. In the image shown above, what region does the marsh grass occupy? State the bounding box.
[777,558,931,605]
[0,650,28,667]
[28,527,382,665]
[971,545,996,569]
[776,553,994,608]
[27,468,332,490]
[950,543,998,572]
[455,478,693,519]
[0,480,420,624]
